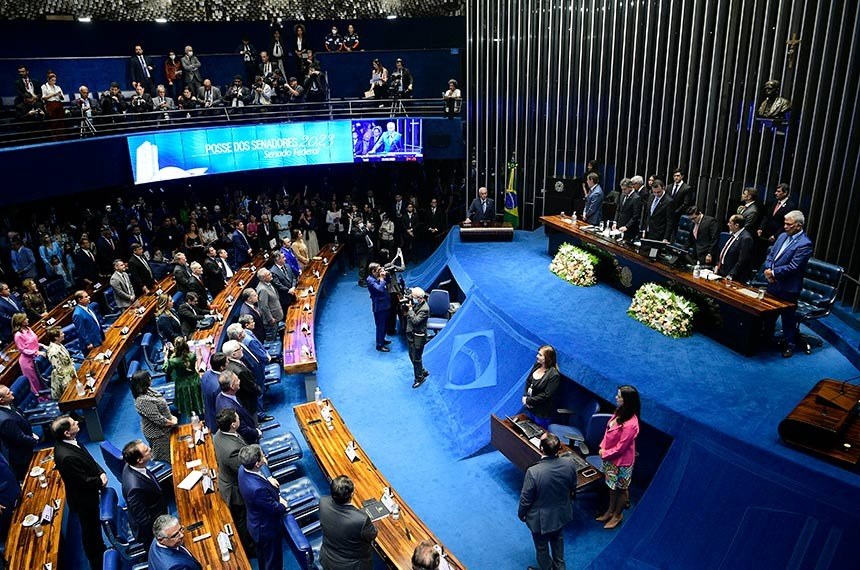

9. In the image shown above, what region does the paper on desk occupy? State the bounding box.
[529,436,542,448]
[185,459,202,469]
[178,470,203,490]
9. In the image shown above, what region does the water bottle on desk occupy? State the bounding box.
[693,263,701,278]
[191,411,200,431]
[75,378,85,397]
[314,386,323,406]
[392,502,400,520]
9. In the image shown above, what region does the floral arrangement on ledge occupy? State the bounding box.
[550,243,600,287]
[628,283,699,338]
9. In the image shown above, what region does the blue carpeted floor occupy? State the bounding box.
[69,227,860,569]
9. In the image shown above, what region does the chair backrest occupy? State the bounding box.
[99,440,126,480]
[283,513,315,570]
[104,288,118,311]
[99,486,144,561]
[800,258,843,310]
[673,228,691,249]
[103,548,122,570]
[61,323,79,342]
[126,359,141,382]
[99,486,121,539]
[427,289,450,318]
[10,375,34,408]
[717,231,731,251]
[584,413,614,451]
[678,214,695,233]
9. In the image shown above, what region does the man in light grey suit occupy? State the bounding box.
[197,79,223,108]
[181,45,203,94]
[319,475,378,570]
[109,259,136,308]
[255,268,283,340]
[518,433,579,570]
[152,84,175,112]
[212,408,255,555]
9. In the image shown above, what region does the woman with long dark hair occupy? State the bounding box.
[596,384,641,529]
[521,345,561,428]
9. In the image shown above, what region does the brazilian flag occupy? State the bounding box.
[504,159,520,228]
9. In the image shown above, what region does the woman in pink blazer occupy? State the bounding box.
[596,384,641,529]
[12,313,47,400]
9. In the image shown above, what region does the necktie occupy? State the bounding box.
[140,56,149,77]
[25,79,31,92]
[650,196,660,215]
[773,201,781,215]
[482,201,487,213]
[693,222,699,239]
[673,184,679,198]
[774,234,796,262]
[719,234,736,265]
[123,273,131,293]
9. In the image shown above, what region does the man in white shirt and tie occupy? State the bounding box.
[128,44,155,94]
[466,186,496,223]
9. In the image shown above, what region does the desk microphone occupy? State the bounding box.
[839,374,860,395]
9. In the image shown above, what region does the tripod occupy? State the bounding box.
[79,116,97,137]
[389,97,408,117]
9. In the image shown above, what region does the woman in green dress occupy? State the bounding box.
[164,336,203,419]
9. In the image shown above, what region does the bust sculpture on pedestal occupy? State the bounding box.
[757,79,791,120]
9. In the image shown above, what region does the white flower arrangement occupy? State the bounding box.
[628,282,698,338]
[550,243,599,287]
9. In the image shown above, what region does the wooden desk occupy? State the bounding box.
[58,275,176,440]
[294,401,466,570]
[0,280,105,388]
[490,414,602,489]
[458,221,514,242]
[778,379,860,466]
[282,244,343,399]
[5,448,65,570]
[541,214,793,354]
[170,424,250,569]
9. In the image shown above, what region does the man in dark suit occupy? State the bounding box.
[643,179,675,242]
[407,287,430,389]
[715,215,755,280]
[202,246,227,296]
[148,514,203,570]
[614,179,643,241]
[127,225,151,256]
[215,371,261,445]
[687,207,720,264]
[176,292,208,337]
[466,186,496,223]
[518,433,578,570]
[232,221,254,268]
[582,172,605,225]
[667,168,695,234]
[319,475,378,570]
[121,439,168,545]
[0,282,25,343]
[764,210,814,358]
[72,290,105,350]
[172,252,194,294]
[0,384,39,480]
[222,342,263,424]
[187,262,210,307]
[212,408,255,554]
[423,197,447,240]
[0,452,20,541]
[269,252,297,311]
[128,243,155,295]
[238,288,266,342]
[74,237,100,287]
[128,45,156,94]
[758,183,796,244]
[257,213,279,251]
[52,415,108,570]
[95,227,119,276]
[201,352,227,429]
[238,444,289,570]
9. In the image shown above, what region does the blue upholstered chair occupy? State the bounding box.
[426,289,450,335]
[99,487,147,563]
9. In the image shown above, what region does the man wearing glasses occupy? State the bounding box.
[148,514,202,569]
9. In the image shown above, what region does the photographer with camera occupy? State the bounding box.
[389,58,413,99]
[406,287,430,388]
[366,263,392,352]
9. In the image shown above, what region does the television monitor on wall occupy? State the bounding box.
[351,118,423,162]
[127,120,355,184]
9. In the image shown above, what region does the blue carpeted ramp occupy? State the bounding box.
[419,291,543,457]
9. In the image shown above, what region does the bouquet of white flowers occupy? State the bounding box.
[628,282,698,338]
[549,243,599,287]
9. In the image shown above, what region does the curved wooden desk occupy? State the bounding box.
[58,275,176,440]
[5,448,64,570]
[295,400,466,569]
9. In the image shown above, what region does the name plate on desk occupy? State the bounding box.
[93,283,101,290]
[156,288,163,295]
[46,317,56,326]
[345,441,359,462]
[202,475,215,494]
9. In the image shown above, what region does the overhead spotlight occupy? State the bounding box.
[386,14,398,20]
[77,16,92,23]
[155,18,168,23]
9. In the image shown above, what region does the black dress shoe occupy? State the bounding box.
[376,345,390,352]
[382,339,392,345]
[258,414,275,423]
[421,369,430,378]
[782,347,794,358]
[412,377,426,389]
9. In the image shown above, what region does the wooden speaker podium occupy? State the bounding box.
[778,379,860,466]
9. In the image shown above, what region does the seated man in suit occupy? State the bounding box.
[0,282,25,343]
[764,210,814,358]
[121,439,168,546]
[215,368,261,444]
[0,384,39,480]
[212,408,255,554]
[582,172,605,225]
[715,214,755,280]
[319,475,378,570]
[687,207,720,264]
[643,179,674,242]
[148,514,203,570]
[614,178,643,241]
[238,444,290,570]
[465,186,496,223]
[109,259,136,309]
[72,290,105,350]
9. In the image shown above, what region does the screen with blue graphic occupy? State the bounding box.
[351,118,423,162]
[127,120,355,184]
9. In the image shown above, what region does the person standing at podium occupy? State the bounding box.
[465,186,495,223]
[522,345,561,428]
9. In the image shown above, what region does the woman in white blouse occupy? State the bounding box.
[41,72,65,137]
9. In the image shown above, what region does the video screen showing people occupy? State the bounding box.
[352,118,423,162]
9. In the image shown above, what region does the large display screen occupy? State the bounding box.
[351,118,423,162]
[128,120,354,184]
